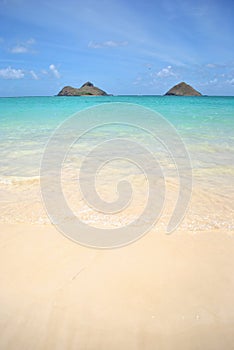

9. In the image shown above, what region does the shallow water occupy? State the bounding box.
[0,95,233,232]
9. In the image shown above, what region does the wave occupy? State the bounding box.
[0,175,40,185]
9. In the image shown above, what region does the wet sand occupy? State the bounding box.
[0,223,234,349]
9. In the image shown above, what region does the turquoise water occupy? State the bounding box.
[0,95,233,229]
[0,95,233,180]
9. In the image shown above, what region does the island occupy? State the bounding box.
[165,82,202,96]
[57,82,108,96]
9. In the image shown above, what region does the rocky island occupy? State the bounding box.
[165,82,202,96]
[57,82,108,96]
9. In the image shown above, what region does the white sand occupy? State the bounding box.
[0,223,234,349]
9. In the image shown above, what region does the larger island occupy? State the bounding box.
[57,82,108,96]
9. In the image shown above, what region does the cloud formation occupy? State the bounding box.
[0,66,24,79]
[49,64,60,78]
[227,78,234,85]
[11,46,28,54]
[30,70,39,80]
[88,40,128,49]
[10,38,35,54]
[156,65,176,78]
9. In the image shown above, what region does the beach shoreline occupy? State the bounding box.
[0,95,233,348]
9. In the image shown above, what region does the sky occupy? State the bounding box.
[0,0,233,96]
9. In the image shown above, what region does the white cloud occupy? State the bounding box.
[156,65,176,78]
[209,78,218,84]
[30,70,39,80]
[0,66,24,79]
[133,76,142,85]
[26,38,35,45]
[227,78,234,85]
[206,63,217,69]
[49,64,60,78]
[11,45,28,53]
[10,38,36,54]
[88,40,128,49]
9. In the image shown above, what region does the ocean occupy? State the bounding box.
[0,95,233,237]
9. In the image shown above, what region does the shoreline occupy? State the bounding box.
[0,95,233,348]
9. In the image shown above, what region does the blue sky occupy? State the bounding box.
[0,0,233,96]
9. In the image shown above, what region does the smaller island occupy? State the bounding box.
[165,82,202,96]
[57,82,108,96]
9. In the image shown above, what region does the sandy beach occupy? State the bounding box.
[1,223,234,349]
[1,0,234,347]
